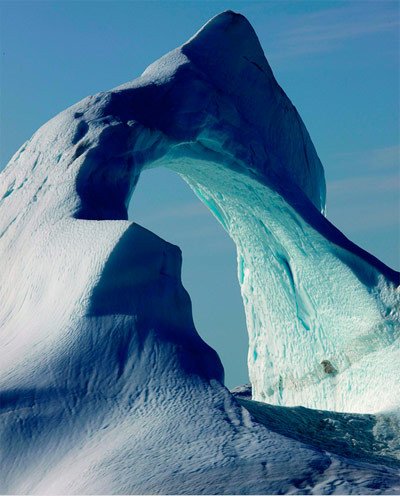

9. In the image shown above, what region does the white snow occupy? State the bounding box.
[0,10,399,494]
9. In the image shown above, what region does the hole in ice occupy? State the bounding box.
[129,167,249,388]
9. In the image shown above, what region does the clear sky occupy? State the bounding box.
[0,0,399,388]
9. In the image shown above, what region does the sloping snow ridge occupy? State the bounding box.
[0,10,399,495]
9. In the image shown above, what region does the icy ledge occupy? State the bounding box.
[0,10,399,494]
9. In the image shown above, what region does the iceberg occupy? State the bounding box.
[0,10,399,494]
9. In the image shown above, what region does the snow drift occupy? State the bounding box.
[0,10,399,494]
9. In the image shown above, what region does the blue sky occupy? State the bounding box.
[0,0,398,387]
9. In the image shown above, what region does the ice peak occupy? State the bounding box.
[182,10,273,84]
[185,10,262,53]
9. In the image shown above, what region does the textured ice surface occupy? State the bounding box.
[0,10,399,494]
[233,395,400,470]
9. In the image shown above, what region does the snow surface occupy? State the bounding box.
[0,10,399,494]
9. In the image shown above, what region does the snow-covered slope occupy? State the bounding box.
[0,10,399,494]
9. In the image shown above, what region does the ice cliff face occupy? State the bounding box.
[0,10,399,494]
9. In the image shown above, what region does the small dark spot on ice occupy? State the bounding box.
[74,112,84,119]
[321,360,337,375]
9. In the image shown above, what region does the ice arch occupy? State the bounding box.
[75,11,399,413]
[1,11,399,418]
[2,11,400,494]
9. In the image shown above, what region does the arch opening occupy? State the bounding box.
[128,166,249,389]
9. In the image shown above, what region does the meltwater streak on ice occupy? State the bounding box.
[0,10,399,494]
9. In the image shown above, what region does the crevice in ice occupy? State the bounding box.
[242,55,266,74]
[72,120,89,145]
